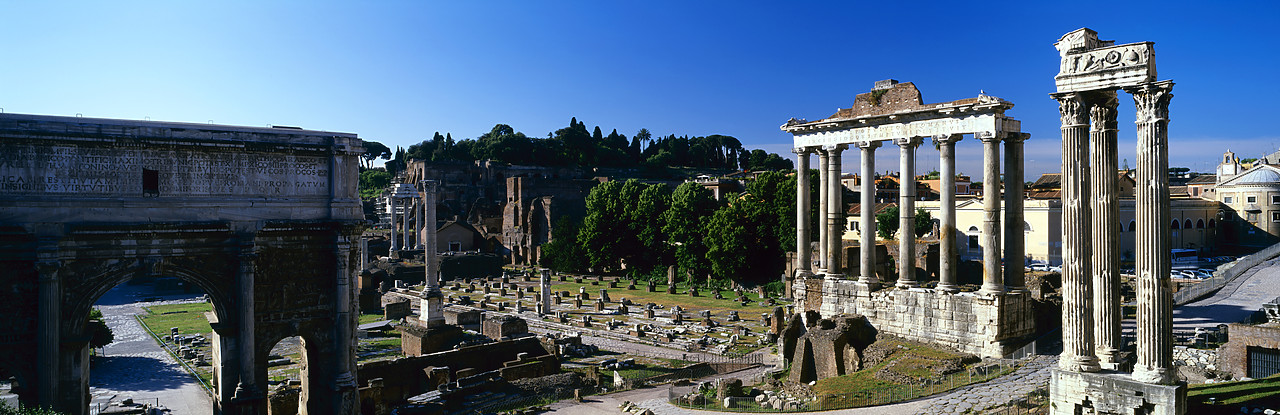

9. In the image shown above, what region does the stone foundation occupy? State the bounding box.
[1049,370,1186,415]
[1218,323,1280,380]
[792,275,1034,357]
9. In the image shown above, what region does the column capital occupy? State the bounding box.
[1002,132,1031,143]
[1051,92,1090,127]
[977,131,1001,143]
[893,136,924,148]
[1125,80,1174,124]
[932,134,963,146]
[1089,91,1119,133]
[854,140,882,150]
[792,147,815,155]
[821,143,848,152]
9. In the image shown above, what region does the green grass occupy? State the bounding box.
[358,312,386,325]
[548,280,787,317]
[138,302,214,337]
[807,338,1011,410]
[1188,374,1280,412]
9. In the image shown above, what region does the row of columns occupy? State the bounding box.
[792,132,1027,294]
[387,186,428,253]
[1053,81,1175,384]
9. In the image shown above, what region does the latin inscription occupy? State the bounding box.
[792,114,1007,148]
[0,144,329,196]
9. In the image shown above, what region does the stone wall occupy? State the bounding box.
[1172,346,1219,372]
[1049,370,1186,415]
[356,336,555,405]
[793,275,1035,357]
[1218,323,1280,379]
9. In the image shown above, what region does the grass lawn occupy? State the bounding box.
[1188,374,1280,413]
[138,302,214,337]
[549,280,787,317]
[807,338,1011,410]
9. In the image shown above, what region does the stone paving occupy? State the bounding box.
[926,354,1056,414]
[89,283,213,415]
[1173,256,1280,328]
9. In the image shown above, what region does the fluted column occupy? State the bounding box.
[934,134,962,293]
[978,133,1005,295]
[1053,92,1101,373]
[1088,91,1123,369]
[416,198,426,250]
[896,136,923,288]
[332,237,357,392]
[824,144,847,277]
[856,141,882,290]
[794,148,814,278]
[388,197,400,253]
[817,149,830,272]
[1127,81,1175,384]
[1004,132,1029,289]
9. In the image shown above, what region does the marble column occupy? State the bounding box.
[540,269,552,316]
[36,248,59,407]
[234,233,264,402]
[824,144,847,277]
[934,134,962,293]
[1127,81,1175,384]
[421,180,444,327]
[332,237,357,391]
[794,148,814,278]
[1004,132,1029,289]
[1088,91,1123,369]
[388,197,400,253]
[817,149,830,272]
[895,136,923,288]
[1053,92,1101,373]
[978,133,1005,295]
[856,141,882,290]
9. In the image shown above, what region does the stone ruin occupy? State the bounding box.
[785,315,877,384]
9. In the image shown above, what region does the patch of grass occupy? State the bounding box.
[1189,374,1280,410]
[358,312,386,325]
[549,281,788,317]
[811,338,1009,407]
[138,302,214,337]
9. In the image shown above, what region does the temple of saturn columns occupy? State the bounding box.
[1048,28,1185,415]
[781,79,1035,357]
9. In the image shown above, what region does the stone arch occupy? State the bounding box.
[1128,221,1137,232]
[1184,219,1193,229]
[1171,219,1181,229]
[1197,219,1205,229]
[1209,219,1217,228]
[64,258,233,336]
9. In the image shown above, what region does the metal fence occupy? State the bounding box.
[668,359,1017,412]
[1174,242,1280,305]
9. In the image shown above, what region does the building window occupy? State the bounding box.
[1273,212,1280,223]
[448,241,462,252]
[1185,219,1193,229]
[1128,221,1136,232]
[1197,219,1205,229]
[1248,195,1258,204]
[142,169,159,196]
[1273,195,1280,205]
[1171,220,1180,229]
[1224,196,1234,204]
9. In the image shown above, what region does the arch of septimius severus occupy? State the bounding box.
[781,79,1035,358]
[1048,28,1184,415]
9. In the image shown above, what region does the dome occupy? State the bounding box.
[1232,168,1280,185]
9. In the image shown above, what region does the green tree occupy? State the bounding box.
[87,308,113,350]
[577,180,624,271]
[358,169,392,200]
[540,216,587,272]
[663,182,717,283]
[876,207,934,239]
[626,183,672,275]
[361,141,392,169]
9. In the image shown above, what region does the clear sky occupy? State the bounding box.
[2,1,1278,179]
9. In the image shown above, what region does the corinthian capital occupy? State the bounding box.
[854,140,882,150]
[1089,91,1119,132]
[1125,81,1174,124]
[1052,92,1089,127]
[931,134,963,146]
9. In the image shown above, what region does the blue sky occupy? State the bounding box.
[2,1,1277,179]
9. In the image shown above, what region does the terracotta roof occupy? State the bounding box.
[1186,175,1217,185]
[846,202,897,215]
[1031,173,1061,189]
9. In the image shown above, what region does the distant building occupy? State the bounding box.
[1212,164,1280,247]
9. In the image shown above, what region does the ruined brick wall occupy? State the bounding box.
[1218,323,1280,379]
[356,336,553,403]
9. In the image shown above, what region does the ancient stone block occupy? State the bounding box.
[482,315,529,340]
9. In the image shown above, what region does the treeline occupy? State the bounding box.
[374,117,793,177]
[540,171,820,287]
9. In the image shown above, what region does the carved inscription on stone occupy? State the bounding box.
[0,144,329,196]
[792,114,1008,148]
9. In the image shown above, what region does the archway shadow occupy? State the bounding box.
[89,355,201,393]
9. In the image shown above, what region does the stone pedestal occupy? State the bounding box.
[1049,370,1185,415]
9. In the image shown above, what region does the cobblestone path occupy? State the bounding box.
[925,354,1056,414]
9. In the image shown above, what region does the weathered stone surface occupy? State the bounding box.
[787,316,876,383]
[482,315,528,340]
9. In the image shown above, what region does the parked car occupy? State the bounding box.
[1029,263,1050,272]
